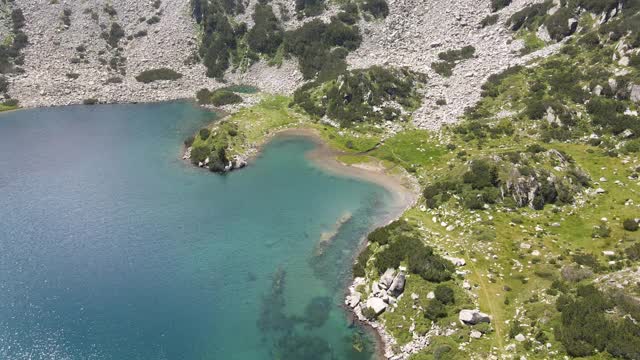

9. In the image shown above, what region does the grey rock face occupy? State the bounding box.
[459,309,491,325]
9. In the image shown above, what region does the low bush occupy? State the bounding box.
[83,98,98,105]
[135,68,182,83]
[481,14,499,27]
[374,236,453,282]
[199,128,211,140]
[623,218,639,232]
[361,0,389,19]
[210,90,243,106]
[491,0,512,12]
[434,285,455,304]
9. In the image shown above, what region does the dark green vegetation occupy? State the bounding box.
[135,68,183,83]
[293,66,425,126]
[190,0,384,81]
[283,17,361,80]
[190,120,238,171]
[555,285,640,359]
[295,0,325,17]
[337,3,640,358]
[491,0,512,12]
[366,220,454,282]
[431,46,475,77]
[423,149,590,210]
[196,88,243,106]
[0,6,28,75]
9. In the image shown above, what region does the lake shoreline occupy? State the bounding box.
[240,127,420,359]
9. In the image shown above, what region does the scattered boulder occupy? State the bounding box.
[459,309,491,325]
[515,333,526,342]
[470,330,483,339]
[346,292,361,308]
[444,256,466,266]
[388,272,406,296]
[379,268,396,289]
[366,297,388,315]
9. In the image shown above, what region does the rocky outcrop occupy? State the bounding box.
[3,0,563,132]
[4,0,302,108]
[347,0,562,129]
[459,309,491,325]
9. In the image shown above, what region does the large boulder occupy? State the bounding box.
[379,268,396,289]
[366,297,388,315]
[459,309,491,325]
[388,272,406,296]
[346,292,361,308]
[444,256,466,266]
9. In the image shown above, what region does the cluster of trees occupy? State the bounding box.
[363,220,454,282]
[189,121,238,172]
[506,1,553,32]
[360,0,388,19]
[431,45,475,77]
[555,285,640,359]
[135,68,183,83]
[191,0,247,78]
[284,17,361,80]
[295,0,325,17]
[190,0,382,81]
[491,0,512,12]
[375,236,454,282]
[0,8,29,74]
[196,87,243,106]
[423,152,587,211]
[294,66,423,126]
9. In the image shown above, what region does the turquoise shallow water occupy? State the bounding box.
[0,103,394,360]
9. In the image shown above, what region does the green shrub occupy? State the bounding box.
[431,61,455,77]
[361,0,389,19]
[623,219,639,232]
[545,7,576,41]
[0,76,8,93]
[247,4,283,56]
[481,14,500,27]
[361,306,378,320]
[11,9,25,31]
[626,243,640,261]
[506,1,553,32]
[491,0,512,12]
[146,15,161,25]
[2,99,18,107]
[184,135,195,147]
[438,46,475,62]
[210,90,243,106]
[591,222,611,238]
[554,285,640,359]
[352,246,371,277]
[135,68,183,83]
[103,4,117,16]
[424,299,447,321]
[434,285,455,304]
[199,128,211,140]
[295,0,325,17]
[106,22,125,47]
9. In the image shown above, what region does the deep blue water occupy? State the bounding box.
[0,103,394,360]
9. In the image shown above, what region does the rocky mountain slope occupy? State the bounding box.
[1,0,556,130]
